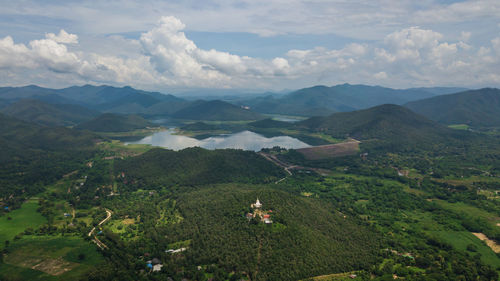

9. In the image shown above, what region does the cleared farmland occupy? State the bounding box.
[296,139,360,160]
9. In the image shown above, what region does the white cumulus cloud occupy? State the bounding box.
[1,17,500,90]
[45,30,78,44]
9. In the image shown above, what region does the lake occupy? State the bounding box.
[127,130,310,151]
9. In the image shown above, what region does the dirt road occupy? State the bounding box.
[88,208,112,249]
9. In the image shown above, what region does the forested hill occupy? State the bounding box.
[404,88,500,128]
[1,99,99,127]
[297,104,469,151]
[75,113,153,132]
[0,113,99,153]
[167,185,381,280]
[114,147,286,189]
[0,113,99,203]
[172,100,264,121]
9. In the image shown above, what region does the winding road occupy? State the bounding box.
[88,208,112,249]
[258,152,330,184]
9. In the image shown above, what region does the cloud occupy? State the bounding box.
[138,16,295,87]
[413,0,500,23]
[1,17,500,90]
[374,72,388,79]
[4,0,499,43]
[45,29,78,44]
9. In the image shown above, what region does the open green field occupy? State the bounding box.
[0,236,103,281]
[430,231,500,268]
[96,127,164,139]
[434,200,500,226]
[448,124,470,130]
[98,139,153,155]
[0,199,46,247]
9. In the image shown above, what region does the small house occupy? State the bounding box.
[153,264,163,272]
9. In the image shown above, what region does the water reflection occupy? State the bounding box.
[128,130,310,151]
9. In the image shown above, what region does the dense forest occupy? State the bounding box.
[0,113,100,207]
[76,113,153,132]
[114,147,286,189]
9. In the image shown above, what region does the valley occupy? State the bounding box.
[1,84,500,281]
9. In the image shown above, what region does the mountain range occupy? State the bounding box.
[3,84,500,131]
[0,85,263,123]
[237,84,467,116]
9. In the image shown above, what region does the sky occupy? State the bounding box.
[0,0,499,93]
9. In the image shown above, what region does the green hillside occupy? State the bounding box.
[297,104,469,151]
[0,113,99,205]
[180,121,218,131]
[405,88,500,128]
[114,147,286,189]
[1,99,99,127]
[166,185,380,280]
[172,100,264,121]
[248,118,294,129]
[76,113,152,132]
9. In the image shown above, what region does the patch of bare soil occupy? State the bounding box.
[297,140,360,160]
[473,232,500,253]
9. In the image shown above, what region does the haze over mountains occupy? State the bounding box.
[236,84,467,116]
[1,83,499,138]
[0,84,472,124]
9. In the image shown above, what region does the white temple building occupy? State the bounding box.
[251,198,262,209]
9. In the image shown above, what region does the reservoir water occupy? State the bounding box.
[127,130,310,151]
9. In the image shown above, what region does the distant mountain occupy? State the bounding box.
[76,113,153,132]
[0,85,268,121]
[0,98,10,109]
[172,100,264,121]
[142,99,191,116]
[298,104,466,151]
[1,99,99,127]
[59,85,186,114]
[0,85,58,100]
[0,85,186,115]
[406,87,469,95]
[404,88,500,128]
[238,84,464,116]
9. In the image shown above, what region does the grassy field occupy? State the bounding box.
[448,124,470,130]
[430,231,500,268]
[98,139,153,156]
[0,235,103,281]
[434,200,500,226]
[0,199,46,248]
[96,127,164,139]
